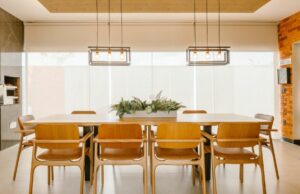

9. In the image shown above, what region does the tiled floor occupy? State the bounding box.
[0,140,300,194]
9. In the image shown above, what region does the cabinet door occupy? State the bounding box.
[1,104,21,150]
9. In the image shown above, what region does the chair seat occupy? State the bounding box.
[38,148,87,161]
[260,130,270,135]
[101,148,144,160]
[22,139,33,147]
[155,147,199,160]
[214,146,257,160]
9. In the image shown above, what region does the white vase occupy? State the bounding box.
[122,111,177,118]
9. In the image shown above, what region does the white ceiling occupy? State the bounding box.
[0,0,299,23]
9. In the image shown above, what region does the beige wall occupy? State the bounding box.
[24,22,279,52]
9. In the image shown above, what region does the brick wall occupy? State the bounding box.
[278,11,300,139]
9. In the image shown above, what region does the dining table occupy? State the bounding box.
[24,113,270,181]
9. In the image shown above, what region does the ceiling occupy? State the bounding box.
[0,0,299,23]
[37,0,269,13]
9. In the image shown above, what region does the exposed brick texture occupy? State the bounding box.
[278,11,300,139]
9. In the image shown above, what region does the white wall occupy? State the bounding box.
[24,22,278,52]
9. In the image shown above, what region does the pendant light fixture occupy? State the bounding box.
[187,0,230,65]
[186,0,199,64]
[88,0,131,66]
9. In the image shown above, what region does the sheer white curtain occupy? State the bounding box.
[25,51,276,119]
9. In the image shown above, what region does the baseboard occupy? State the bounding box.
[282,137,300,145]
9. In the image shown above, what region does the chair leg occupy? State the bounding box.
[143,163,148,194]
[239,164,244,183]
[199,166,207,194]
[192,166,196,186]
[80,166,85,194]
[269,136,280,179]
[212,161,217,194]
[252,147,257,167]
[259,161,267,194]
[151,165,156,194]
[259,144,267,194]
[47,166,51,185]
[90,155,94,185]
[93,165,99,194]
[12,143,23,181]
[51,166,54,181]
[29,165,36,194]
[101,164,104,187]
[150,152,153,185]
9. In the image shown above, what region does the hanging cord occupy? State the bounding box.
[218,0,221,49]
[193,0,197,48]
[96,0,99,48]
[108,0,111,47]
[121,0,123,47]
[205,0,209,48]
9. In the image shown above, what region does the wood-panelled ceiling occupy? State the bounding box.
[38,0,270,13]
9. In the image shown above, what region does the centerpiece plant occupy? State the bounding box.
[111,91,185,118]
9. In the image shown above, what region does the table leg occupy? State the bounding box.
[147,125,151,157]
[83,127,91,181]
[83,126,98,181]
[203,125,212,181]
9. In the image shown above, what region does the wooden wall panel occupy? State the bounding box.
[38,0,270,13]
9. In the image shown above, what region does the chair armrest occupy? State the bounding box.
[260,128,278,132]
[259,137,267,142]
[33,139,81,144]
[14,129,35,134]
[202,131,216,141]
[94,138,147,143]
[80,132,94,143]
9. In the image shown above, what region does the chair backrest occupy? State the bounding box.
[254,113,274,130]
[98,124,142,149]
[71,110,96,114]
[157,123,201,149]
[216,123,261,148]
[35,124,80,149]
[183,110,207,114]
[18,115,35,135]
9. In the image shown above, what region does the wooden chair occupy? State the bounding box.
[71,110,98,185]
[203,123,266,194]
[183,109,207,169]
[151,123,206,194]
[93,124,148,194]
[183,110,207,114]
[13,115,36,180]
[254,113,279,179]
[28,124,93,194]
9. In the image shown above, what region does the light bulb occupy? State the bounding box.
[94,50,100,61]
[216,50,222,60]
[205,51,211,60]
[192,51,198,61]
[108,50,112,61]
[120,51,125,61]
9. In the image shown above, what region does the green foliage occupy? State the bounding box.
[111,92,185,118]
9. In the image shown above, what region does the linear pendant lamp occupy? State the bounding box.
[187,0,230,65]
[88,0,131,66]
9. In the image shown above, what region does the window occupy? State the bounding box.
[24,51,276,118]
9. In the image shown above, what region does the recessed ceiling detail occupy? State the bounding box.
[37,0,270,13]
